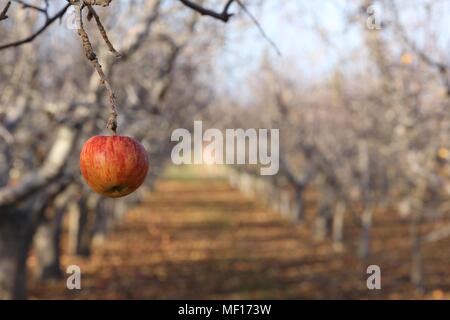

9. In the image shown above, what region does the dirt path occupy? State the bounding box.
[29,169,448,299]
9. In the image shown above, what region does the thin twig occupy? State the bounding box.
[235,0,281,56]
[178,0,281,56]
[0,3,70,50]
[12,0,48,19]
[178,0,235,22]
[0,1,11,21]
[76,2,118,134]
[87,5,121,57]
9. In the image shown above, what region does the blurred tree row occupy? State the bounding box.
[223,0,450,294]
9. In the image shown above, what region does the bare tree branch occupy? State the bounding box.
[87,4,121,57]
[0,3,71,51]
[235,0,281,56]
[178,0,235,22]
[0,1,11,21]
[12,0,48,18]
[76,3,118,134]
[179,0,281,56]
[0,124,78,208]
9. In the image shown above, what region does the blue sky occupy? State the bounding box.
[211,0,363,102]
[211,0,450,103]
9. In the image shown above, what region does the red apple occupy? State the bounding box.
[80,135,149,198]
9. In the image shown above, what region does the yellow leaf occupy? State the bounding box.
[438,147,449,159]
[401,53,413,65]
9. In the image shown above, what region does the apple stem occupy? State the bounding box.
[75,1,119,136]
[106,102,118,135]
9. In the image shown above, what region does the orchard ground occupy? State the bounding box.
[29,165,450,299]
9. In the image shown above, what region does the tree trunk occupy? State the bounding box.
[0,181,71,298]
[314,205,332,241]
[114,198,129,222]
[92,199,113,246]
[359,208,372,259]
[68,196,93,257]
[0,213,28,299]
[293,186,305,222]
[332,202,345,251]
[271,187,281,213]
[411,212,424,293]
[278,191,291,218]
[33,215,63,281]
[34,183,74,282]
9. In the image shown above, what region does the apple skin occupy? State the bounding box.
[80,135,149,198]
